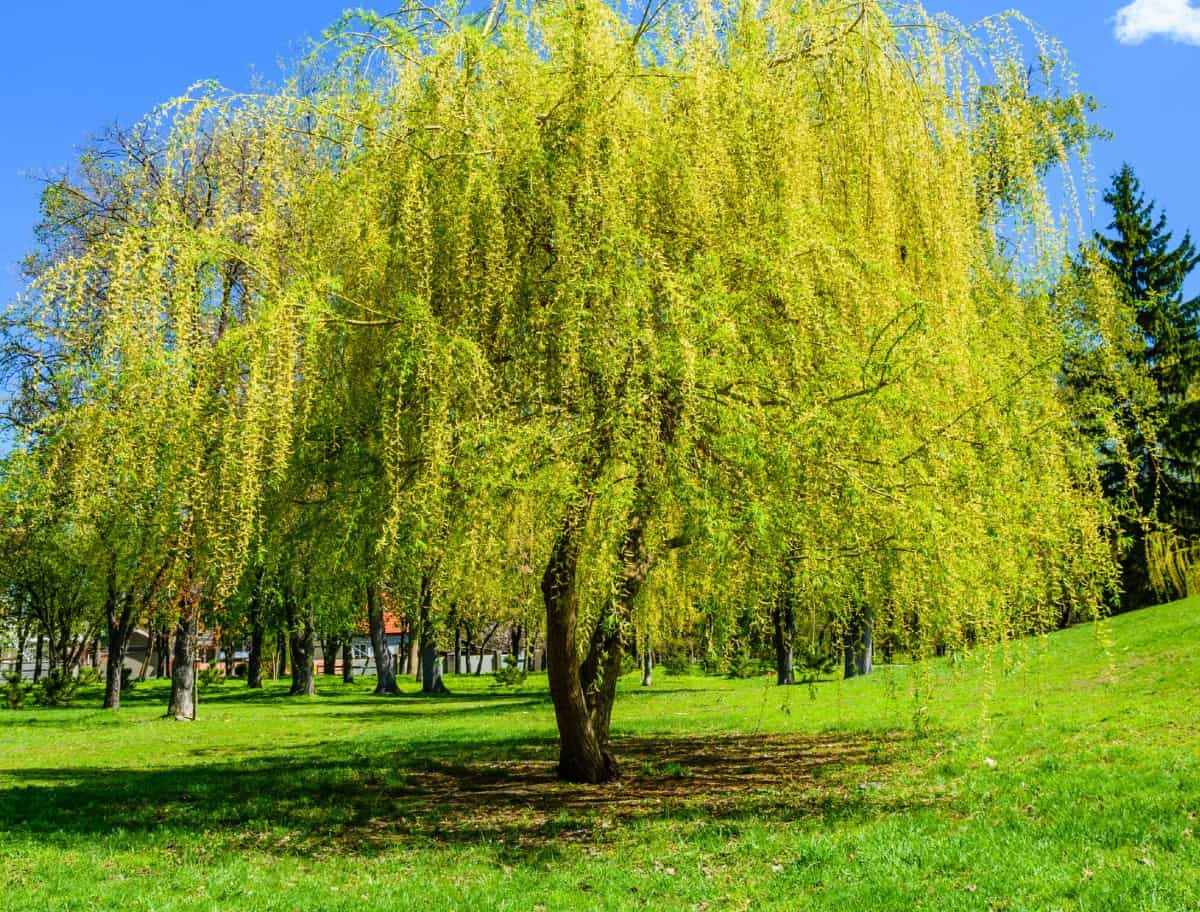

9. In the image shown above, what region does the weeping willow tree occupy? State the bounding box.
[16,0,1124,774]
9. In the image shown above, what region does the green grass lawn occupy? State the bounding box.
[2,600,1198,911]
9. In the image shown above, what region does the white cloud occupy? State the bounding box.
[1114,0,1200,45]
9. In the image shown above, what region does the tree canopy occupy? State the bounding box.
[2,0,1128,781]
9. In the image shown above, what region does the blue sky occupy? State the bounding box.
[0,1,1197,304]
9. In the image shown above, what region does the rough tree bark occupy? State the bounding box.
[367,582,399,695]
[542,500,614,783]
[418,575,449,694]
[288,617,316,696]
[167,602,197,721]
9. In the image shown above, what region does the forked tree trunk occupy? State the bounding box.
[542,500,614,784]
[843,605,875,679]
[367,583,398,695]
[342,642,354,683]
[544,497,662,783]
[289,619,316,696]
[168,607,197,721]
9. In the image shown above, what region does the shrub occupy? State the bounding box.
[725,649,760,680]
[3,672,32,710]
[198,665,226,689]
[658,653,694,676]
[34,668,78,706]
[493,654,528,687]
[76,666,100,686]
[796,646,837,685]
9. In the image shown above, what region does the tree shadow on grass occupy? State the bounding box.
[0,727,925,865]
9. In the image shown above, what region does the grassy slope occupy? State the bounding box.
[1,599,1197,911]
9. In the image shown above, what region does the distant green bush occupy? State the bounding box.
[492,654,527,687]
[3,672,32,710]
[198,665,226,689]
[34,669,78,706]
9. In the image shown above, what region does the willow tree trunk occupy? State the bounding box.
[102,628,126,710]
[773,601,795,685]
[418,575,449,694]
[641,643,653,688]
[168,609,196,721]
[367,583,398,695]
[342,642,354,683]
[542,501,616,783]
[843,606,875,679]
[247,615,263,688]
[289,620,316,696]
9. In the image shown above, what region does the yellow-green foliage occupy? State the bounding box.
[21,0,1125,653]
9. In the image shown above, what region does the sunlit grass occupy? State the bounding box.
[2,599,1198,910]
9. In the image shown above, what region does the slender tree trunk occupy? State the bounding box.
[137,630,154,682]
[418,575,450,694]
[277,633,288,678]
[409,634,420,682]
[843,605,875,679]
[33,635,43,683]
[289,618,316,696]
[641,641,653,688]
[154,631,169,678]
[247,618,263,688]
[342,642,354,683]
[13,634,25,679]
[473,622,501,675]
[773,601,795,685]
[168,606,197,721]
[453,621,462,675]
[367,583,398,695]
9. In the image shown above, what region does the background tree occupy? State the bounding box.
[1093,165,1200,605]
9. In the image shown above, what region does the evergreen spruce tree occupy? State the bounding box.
[1096,165,1200,605]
